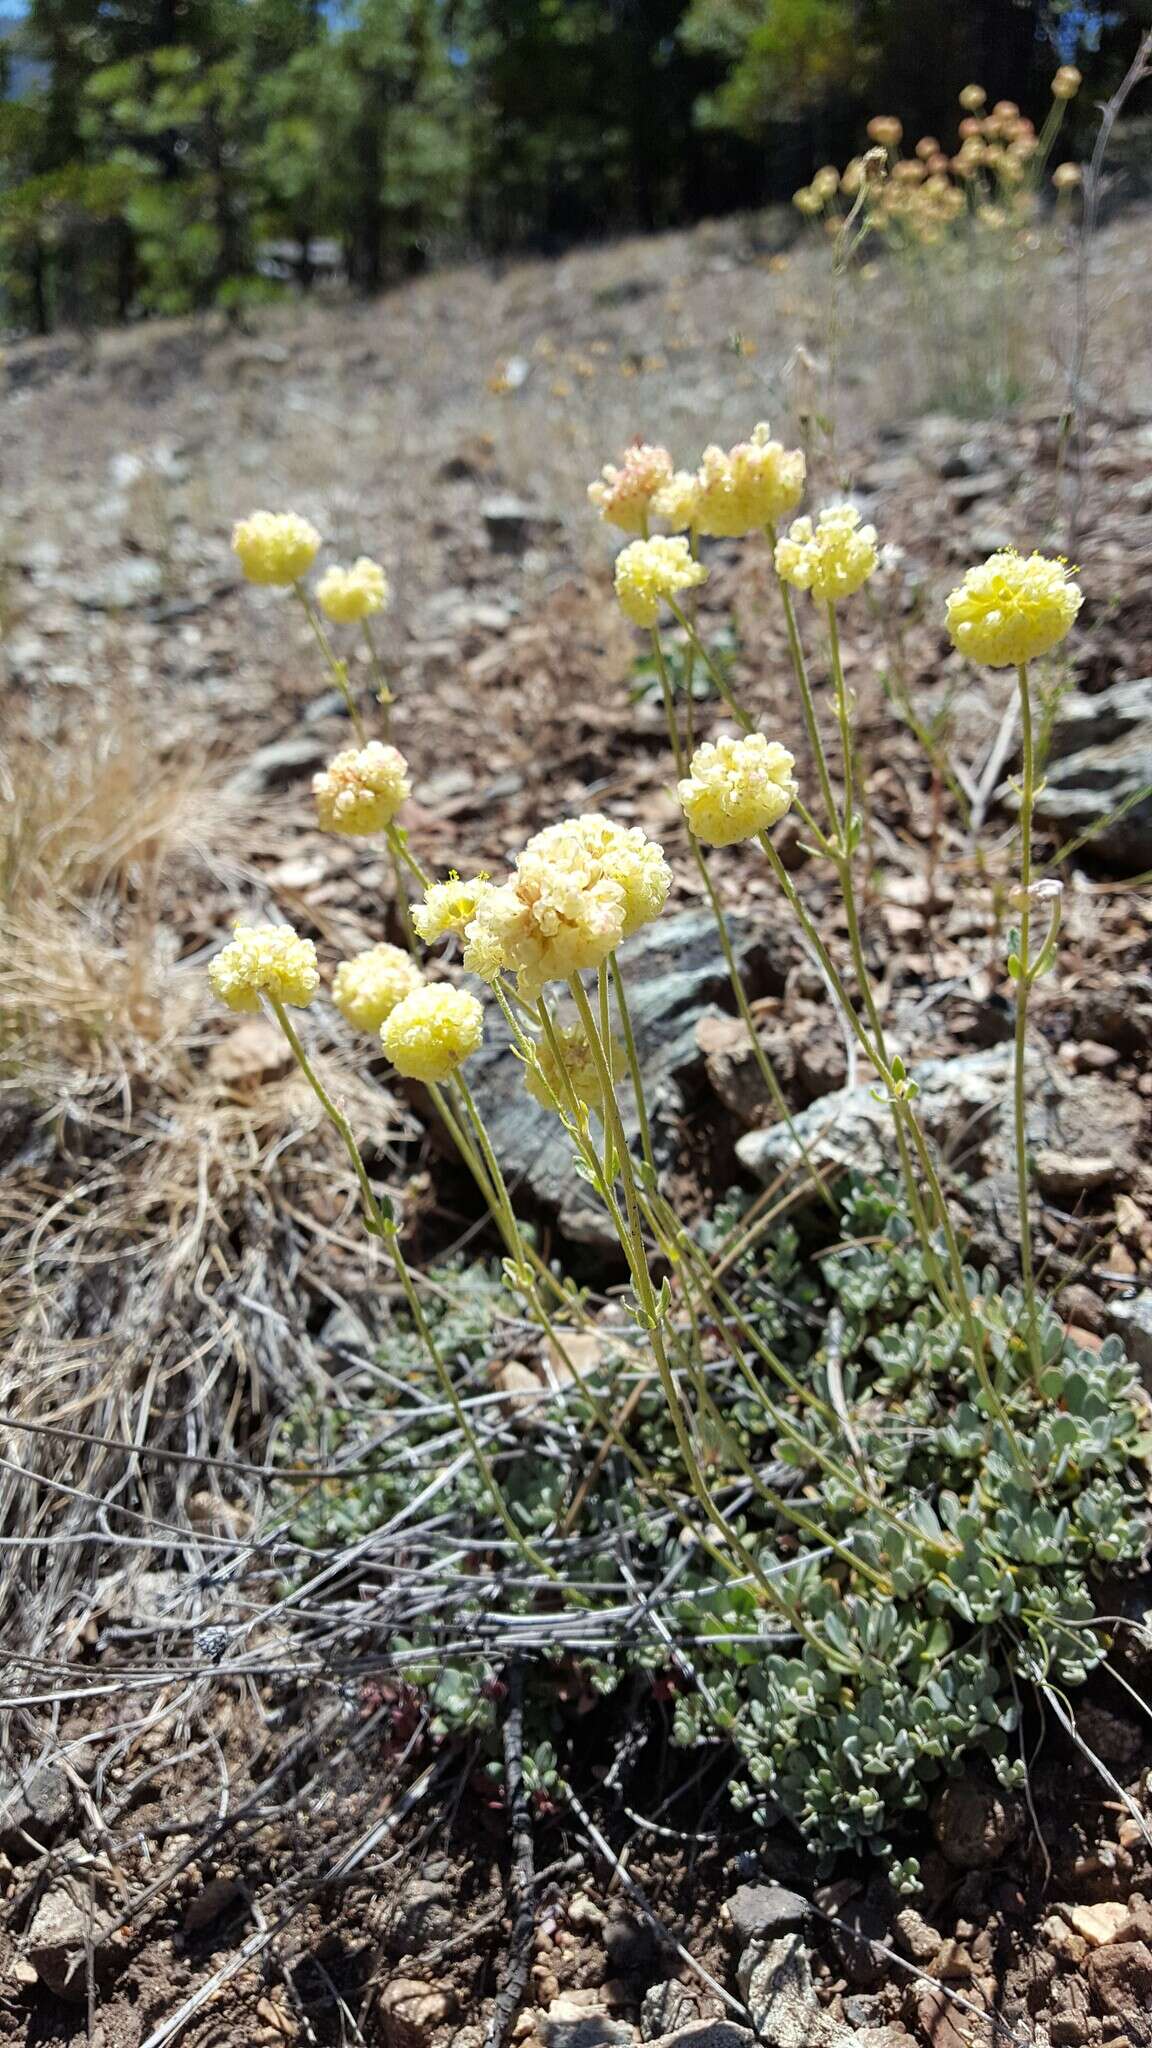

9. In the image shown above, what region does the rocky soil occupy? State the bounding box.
[3,207,1152,2046]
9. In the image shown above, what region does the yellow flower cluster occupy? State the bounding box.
[587,443,675,532]
[792,78,1081,248]
[313,742,411,835]
[316,557,390,624]
[945,551,1082,667]
[209,923,319,1013]
[332,944,423,1033]
[380,983,484,1083]
[463,814,671,997]
[413,874,493,944]
[525,1022,625,1117]
[774,505,878,602]
[232,511,321,586]
[694,424,806,539]
[614,536,707,628]
[651,470,703,533]
[678,733,798,847]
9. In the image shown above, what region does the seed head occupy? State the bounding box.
[313,742,410,836]
[866,115,903,147]
[1052,161,1082,191]
[945,551,1082,667]
[614,535,708,627]
[380,984,484,1083]
[209,923,319,1014]
[678,733,798,847]
[1052,65,1082,100]
[332,944,423,1033]
[958,83,987,113]
[774,504,879,602]
[316,557,390,624]
[232,511,321,586]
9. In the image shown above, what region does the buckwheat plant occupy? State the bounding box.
[211,488,1148,1873]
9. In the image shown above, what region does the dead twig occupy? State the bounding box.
[484,1662,537,2048]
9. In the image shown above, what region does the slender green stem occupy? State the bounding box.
[266,997,551,1576]
[361,618,395,733]
[294,584,366,743]
[650,626,686,776]
[608,954,656,1182]
[667,602,751,733]
[1014,660,1042,1381]
[762,534,840,837]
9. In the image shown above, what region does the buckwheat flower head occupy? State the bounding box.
[693,423,806,539]
[1052,161,1082,191]
[209,923,319,1014]
[588,443,675,533]
[959,83,987,112]
[945,551,1082,667]
[793,185,823,216]
[774,504,879,602]
[313,742,410,836]
[413,873,493,945]
[651,469,702,533]
[380,983,484,1083]
[525,1022,625,1117]
[231,510,321,586]
[463,814,670,997]
[614,535,707,628]
[1052,64,1082,100]
[332,944,423,1033]
[315,557,390,624]
[677,733,798,847]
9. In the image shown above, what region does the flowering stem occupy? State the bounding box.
[568,974,799,1608]
[607,955,656,1182]
[763,533,841,837]
[266,996,551,1577]
[1013,660,1042,1382]
[666,602,751,734]
[361,618,395,735]
[753,840,1028,1462]
[294,584,367,744]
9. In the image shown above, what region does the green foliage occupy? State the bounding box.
[278,1185,1151,1867]
[682,0,875,129]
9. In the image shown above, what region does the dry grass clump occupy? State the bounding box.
[0,701,412,1680]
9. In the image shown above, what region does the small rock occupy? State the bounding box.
[0,1764,71,1856]
[227,733,331,798]
[738,1933,844,2047]
[26,1882,93,2001]
[567,1893,606,1932]
[945,470,1011,507]
[1056,1282,1106,1334]
[1085,1941,1152,2046]
[540,1992,637,2048]
[1104,1290,1152,1381]
[184,1874,246,1936]
[383,1879,456,1957]
[1034,1149,1130,1198]
[893,1907,942,1966]
[644,2028,753,2048]
[722,1884,808,1944]
[75,558,165,610]
[695,1012,786,1124]
[605,1914,664,1978]
[482,496,561,553]
[931,1775,1022,1870]
[639,1983,704,2040]
[1065,1901,1132,1948]
[379,1978,456,2048]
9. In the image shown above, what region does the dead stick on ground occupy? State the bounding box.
[485,1661,537,2048]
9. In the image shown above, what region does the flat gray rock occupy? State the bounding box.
[1030,676,1152,869]
[467,912,790,1247]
